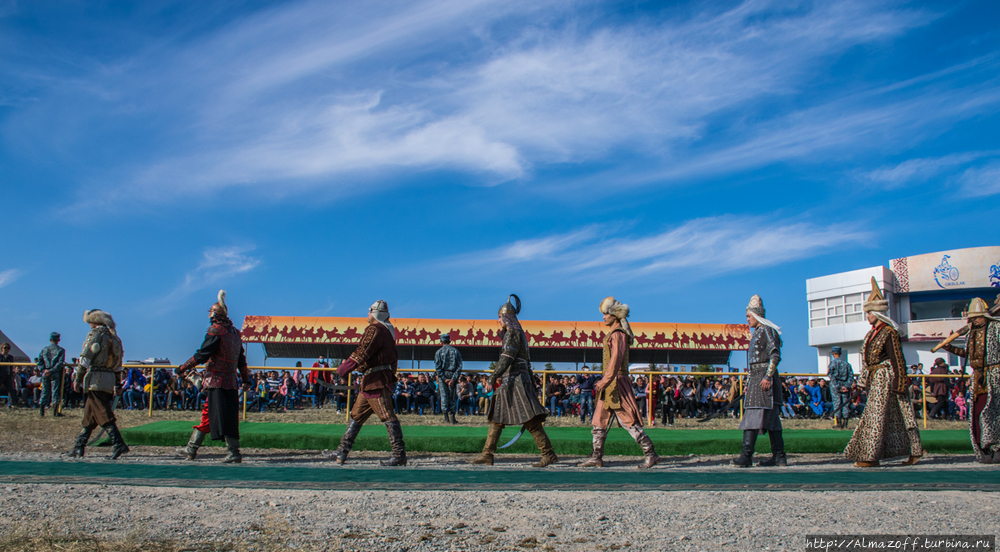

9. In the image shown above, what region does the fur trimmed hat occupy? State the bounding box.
[83,309,115,330]
[211,290,228,316]
[863,277,889,313]
[599,296,634,341]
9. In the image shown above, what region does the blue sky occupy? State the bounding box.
[1,0,999,371]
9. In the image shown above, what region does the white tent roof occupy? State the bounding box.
[0,329,31,362]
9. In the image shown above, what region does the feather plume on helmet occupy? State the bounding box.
[599,296,634,342]
[745,295,781,334]
[211,290,228,317]
[498,294,523,332]
[83,309,117,335]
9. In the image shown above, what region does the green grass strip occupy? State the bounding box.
[118,421,974,456]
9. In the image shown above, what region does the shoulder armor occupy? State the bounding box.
[207,323,227,337]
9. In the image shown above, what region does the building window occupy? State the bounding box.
[810,293,866,328]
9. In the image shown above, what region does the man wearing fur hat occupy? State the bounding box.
[940,296,1000,463]
[580,297,660,469]
[37,332,65,417]
[69,310,128,459]
[844,278,923,467]
[177,291,252,463]
[327,300,408,466]
[470,294,557,467]
[732,295,786,467]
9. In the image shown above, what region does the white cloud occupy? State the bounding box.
[158,246,261,309]
[0,268,22,288]
[445,215,870,282]
[958,161,1000,198]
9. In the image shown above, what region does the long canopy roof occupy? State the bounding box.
[242,316,750,365]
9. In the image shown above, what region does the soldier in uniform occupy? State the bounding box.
[37,332,65,417]
[435,333,463,424]
[470,294,557,467]
[732,295,786,467]
[580,297,660,469]
[328,300,407,466]
[828,346,854,429]
[940,297,1000,463]
[0,343,16,408]
[69,310,128,459]
[177,291,252,463]
[844,278,923,467]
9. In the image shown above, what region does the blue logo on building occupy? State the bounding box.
[934,255,961,289]
[991,261,1000,288]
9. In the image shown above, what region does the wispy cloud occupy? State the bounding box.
[1,0,953,207]
[958,161,1000,198]
[157,246,261,309]
[444,215,871,283]
[0,268,22,289]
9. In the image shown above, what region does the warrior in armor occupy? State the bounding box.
[844,278,924,467]
[470,295,557,467]
[69,310,128,459]
[37,332,66,417]
[828,346,854,429]
[580,297,660,469]
[328,300,407,466]
[940,297,1000,463]
[177,291,252,463]
[732,295,786,467]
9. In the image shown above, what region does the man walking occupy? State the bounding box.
[37,332,65,417]
[828,347,854,429]
[69,310,128,459]
[434,334,463,424]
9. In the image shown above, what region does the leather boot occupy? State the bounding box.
[223,436,242,463]
[450,412,459,425]
[731,430,757,467]
[326,418,362,465]
[470,423,503,465]
[380,420,408,466]
[854,460,880,468]
[183,429,207,460]
[54,403,64,417]
[635,430,660,469]
[901,454,922,466]
[106,424,130,460]
[579,427,607,467]
[69,427,93,458]
[39,404,45,417]
[526,418,558,468]
[758,430,787,467]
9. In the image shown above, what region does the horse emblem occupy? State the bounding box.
[933,255,960,288]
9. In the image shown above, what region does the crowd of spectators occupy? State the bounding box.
[0,355,975,425]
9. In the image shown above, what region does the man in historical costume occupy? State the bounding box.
[732,295,786,467]
[580,297,660,469]
[844,278,924,468]
[470,294,557,467]
[940,297,1000,463]
[37,332,65,417]
[828,346,854,429]
[435,333,463,424]
[177,291,253,463]
[69,310,128,459]
[327,300,407,466]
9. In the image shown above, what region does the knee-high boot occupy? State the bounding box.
[731,430,757,467]
[626,426,660,469]
[182,429,207,460]
[105,424,130,460]
[579,427,607,467]
[223,436,242,463]
[326,418,362,465]
[758,430,787,467]
[525,417,557,468]
[470,422,504,465]
[68,427,93,458]
[380,420,408,466]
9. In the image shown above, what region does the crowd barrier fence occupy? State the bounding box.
[0,362,972,428]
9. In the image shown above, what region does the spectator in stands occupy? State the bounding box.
[413,373,435,415]
[546,375,566,416]
[660,377,677,426]
[310,357,330,408]
[0,343,15,407]
[24,368,43,407]
[123,365,146,409]
[476,374,493,415]
[635,376,648,419]
[818,379,833,417]
[680,379,697,418]
[780,379,797,418]
[805,378,824,418]
[457,375,474,416]
[577,367,597,423]
[558,376,575,417]
[697,378,712,418]
[927,358,951,420]
[393,375,414,413]
[711,380,729,416]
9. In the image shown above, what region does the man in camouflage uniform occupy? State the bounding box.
[69,310,128,459]
[37,332,65,417]
[435,333,463,424]
[828,346,854,429]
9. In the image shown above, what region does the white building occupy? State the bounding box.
[807,246,1000,374]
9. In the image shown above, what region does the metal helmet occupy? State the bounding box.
[498,294,521,316]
